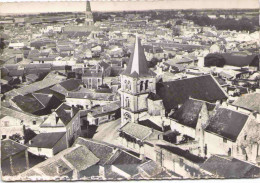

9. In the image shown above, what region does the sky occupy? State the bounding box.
[0,0,258,15]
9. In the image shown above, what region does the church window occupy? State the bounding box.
[140,81,144,91]
[128,81,131,90]
[125,97,130,108]
[145,80,149,90]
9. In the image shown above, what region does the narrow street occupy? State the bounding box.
[92,118,121,146]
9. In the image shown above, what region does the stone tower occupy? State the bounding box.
[120,36,157,126]
[85,1,94,26]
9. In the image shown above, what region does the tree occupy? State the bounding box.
[165,23,172,29]
[9,133,23,143]
[204,53,225,67]
[175,20,182,25]
[172,27,181,37]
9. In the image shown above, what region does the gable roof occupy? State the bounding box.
[156,75,227,111]
[157,144,205,164]
[1,139,28,160]
[205,108,249,142]
[26,132,66,148]
[120,122,160,141]
[12,94,45,114]
[170,98,205,129]
[121,36,156,78]
[55,103,79,126]
[200,155,260,178]
[138,119,163,132]
[232,93,260,113]
[73,138,115,165]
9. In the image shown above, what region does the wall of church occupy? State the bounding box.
[148,99,163,116]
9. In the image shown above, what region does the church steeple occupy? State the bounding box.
[121,36,155,78]
[86,1,91,12]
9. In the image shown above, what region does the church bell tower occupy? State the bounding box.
[85,1,94,26]
[120,36,157,126]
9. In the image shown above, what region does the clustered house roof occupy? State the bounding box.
[121,36,156,78]
[205,107,249,142]
[200,155,260,178]
[156,74,228,112]
[232,92,260,113]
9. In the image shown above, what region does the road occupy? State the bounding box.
[92,118,121,146]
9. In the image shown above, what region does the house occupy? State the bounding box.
[50,79,81,96]
[142,143,206,178]
[39,103,81,146]
[169,98,216,156]
[204,107,259,163]
[200,155,260,178]
[0,116,24,142]
[26,132,67,158]
[66,91,117,110]
[119,122,163,154]
[86,101,121,125]
[19,137,151,180]
[231,92,260,117]
[1,139,29,176]
[81,61,111,89]
[11,93,62,116]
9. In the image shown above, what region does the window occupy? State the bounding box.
[228,148,231,156]
[95,118,99,125]
[145,80,149,90]
[33,121,36,125]
[38,148,42,152]
[140,81,144,91]
[244,135,247,140]
[223,138,227,143]
[128,81,131,90]
[179,158,184,167]
[2,135,6,140]
[125,97,130,108]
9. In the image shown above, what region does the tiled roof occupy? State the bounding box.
[205,108,249,142]
[157,144,205,164]
[156,75,228,111]
[55,103,79,126]
[74,138,114,165]
[26,132,65,148]
[89,101,120,117]
[120,122,153,140]
[232,93,260,113]
[138,119,163,132]
[1,139,28,160]
[138,160,163,177]
[170,98,204,129]
[12,94,45,114]
[64,145,100,171]
[200,155,260,178]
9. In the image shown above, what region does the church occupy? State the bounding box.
[120,36,228,127]
[62,1,100,38]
